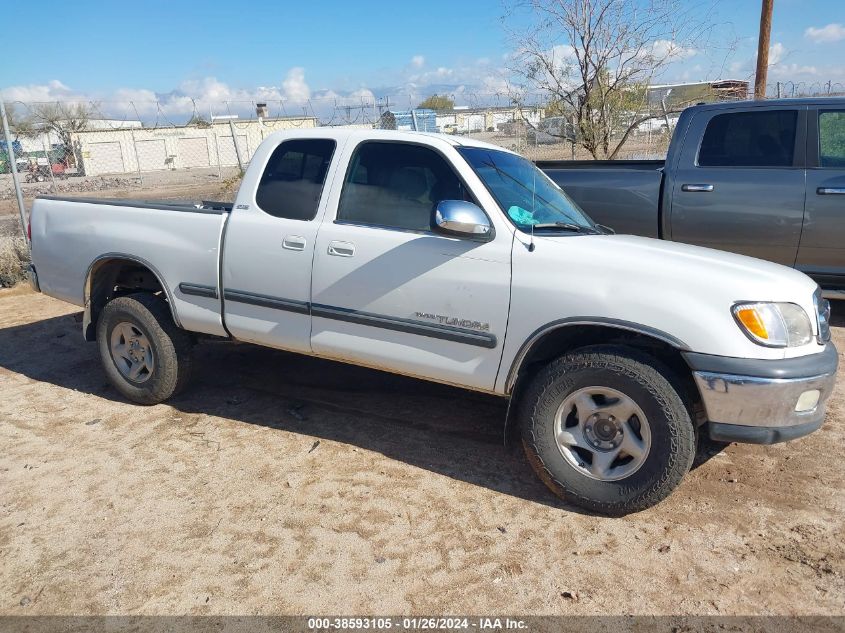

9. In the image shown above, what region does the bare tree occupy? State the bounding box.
[30,102,95,166]
[506,0,712,159]
[5,104,37,139]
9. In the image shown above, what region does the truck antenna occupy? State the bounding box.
[528,169,536,252]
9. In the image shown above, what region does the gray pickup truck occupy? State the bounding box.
[539,98,845,296]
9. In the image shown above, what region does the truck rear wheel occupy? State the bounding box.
[520,345,695,515]
[96,293,193,405]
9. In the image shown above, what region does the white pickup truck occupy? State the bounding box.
[28,129,838,514]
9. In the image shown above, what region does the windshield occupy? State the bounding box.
[458,147,596,232]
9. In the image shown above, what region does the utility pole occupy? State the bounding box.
[754,0,774,99]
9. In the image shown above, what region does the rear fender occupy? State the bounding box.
[82,253,180,341]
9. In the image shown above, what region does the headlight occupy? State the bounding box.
[814,288,831,343]
[732,302,813,348]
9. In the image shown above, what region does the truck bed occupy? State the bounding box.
[35,196,234,214]
[537,160,664,238]
[30,196,230,337]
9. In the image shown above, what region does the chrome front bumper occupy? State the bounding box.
[686,343,839,444]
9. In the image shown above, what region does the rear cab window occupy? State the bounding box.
[698,110,798,167]
[255,139,336,220]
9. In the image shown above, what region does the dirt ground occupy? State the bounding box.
[0,287,843,617]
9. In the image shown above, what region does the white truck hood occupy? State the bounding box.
[510,232,822,360]
[590,234,817,301]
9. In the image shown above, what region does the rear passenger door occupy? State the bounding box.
[309,140,512,392]
[222,138,339,354]
[796,107,845,288]
[669,106,806,265]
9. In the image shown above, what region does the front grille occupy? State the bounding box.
[814,287,831,343]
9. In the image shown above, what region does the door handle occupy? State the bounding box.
[328,241,355,257]
[681,184,714,193]
[817,187,845,195]
[282,235,306,251]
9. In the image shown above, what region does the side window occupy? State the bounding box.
[336,142,471,231]
[255,139,336,220]
[819,111,845,168]
[698,110,797,167]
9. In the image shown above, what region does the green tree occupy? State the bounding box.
[417,95,455,111]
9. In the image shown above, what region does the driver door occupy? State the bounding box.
[310,140,512,391]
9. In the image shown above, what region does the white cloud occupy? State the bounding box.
[768,63,819,79]
[0,68,319,123]
[805,23,845,43]
[281,67,310,101]
[651,39,697,61]
[0,79,80,102]
[549,44,576,69]
[313,87,377,106]
[768,42,786,66]
[724,40,835,87]
[349,87,375,100]
[411,55,425,68]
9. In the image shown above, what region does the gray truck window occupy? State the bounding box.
[337,142,470,231]
[255,139,336,220]
[819,111,845,168]
[698,110,797,167]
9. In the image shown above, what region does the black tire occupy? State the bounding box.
[96,293,193,405]
[520,345,695,516]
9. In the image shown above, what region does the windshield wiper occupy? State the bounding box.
[531,222,592,232]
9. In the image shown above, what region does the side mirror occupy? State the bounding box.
[432,200,493,241]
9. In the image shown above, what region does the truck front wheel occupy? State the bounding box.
[520,345,695,515]
[96,293,193,405]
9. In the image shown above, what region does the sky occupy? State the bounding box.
[1,0,844,119]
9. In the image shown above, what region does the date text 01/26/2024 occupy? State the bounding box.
[307,617,528,630]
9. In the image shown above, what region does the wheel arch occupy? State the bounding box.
[83,253,180,341]
[502,319,702,443]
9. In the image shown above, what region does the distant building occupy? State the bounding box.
[70,115,318,176]
[81,118,143,130]
[376,109,438,133]
[6,119,144,156]
[647,80,750,108]
[434,106,545,134]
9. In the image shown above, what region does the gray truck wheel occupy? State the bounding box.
[96,293,193,405]
[520,345,695,515]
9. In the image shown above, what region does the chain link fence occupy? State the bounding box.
[2,81,844,285]
[0,91,714,204]
[2,81,843,198]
